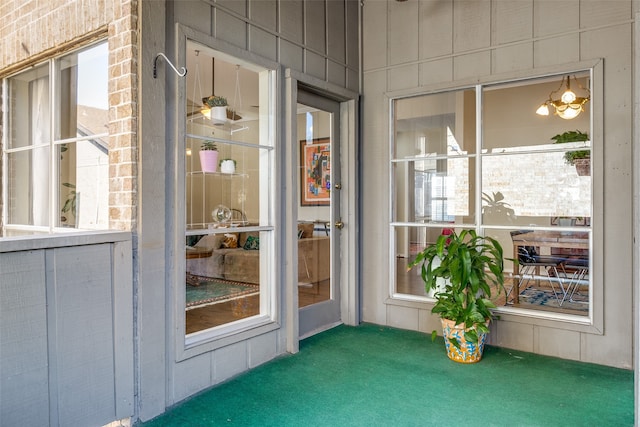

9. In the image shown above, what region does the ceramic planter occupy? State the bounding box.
[210,106,227,124]
[440,318,488,364]
[199,150,219,173]
[573,158,590,176]
[220,159,236,174]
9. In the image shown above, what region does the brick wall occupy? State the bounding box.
[0,0,138,232]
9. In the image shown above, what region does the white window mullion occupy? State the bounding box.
[49,59,57,232]
[475,84,483,234]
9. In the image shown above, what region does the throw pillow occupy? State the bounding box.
[243,235,260,250]
[221,233,239,248]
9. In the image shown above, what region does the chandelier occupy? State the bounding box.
[535,75,590,120]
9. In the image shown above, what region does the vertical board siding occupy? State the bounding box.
[492,0,533,45]
[0,239,133,427]
[52,245,116,426]
[280,0,304,43]
[0,251,49,427]
[327,0,346,64]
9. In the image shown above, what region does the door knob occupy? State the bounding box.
[334,183,342,190]
[335,220,344,229]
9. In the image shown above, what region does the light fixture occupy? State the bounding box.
[535,75,590,120]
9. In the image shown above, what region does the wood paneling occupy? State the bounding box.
[0,236,133,427]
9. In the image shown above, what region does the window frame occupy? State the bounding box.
[388,61,604,334]
[175,31,282,359]
[1,40,109,236]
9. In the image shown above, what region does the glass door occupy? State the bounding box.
[297,90,342,338]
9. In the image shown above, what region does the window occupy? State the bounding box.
[392,72,593,320]
[2,41,109,236]
[183,41,275,340]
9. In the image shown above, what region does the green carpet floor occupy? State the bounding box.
[140,323,634,426]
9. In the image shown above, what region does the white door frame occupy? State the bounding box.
[283,70,360,353]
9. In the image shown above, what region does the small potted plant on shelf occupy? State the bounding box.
[551,130,590,176]
[407,229,506,363]
[219,158,236,174]
[199,140,218,173]
[203,95,228,123]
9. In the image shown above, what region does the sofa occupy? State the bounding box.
[186,224,330,285]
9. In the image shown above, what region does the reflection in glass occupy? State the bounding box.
[59,43,109,140]
[184,42,274,335]
[7,148,50,226]
[185,231,263,334]
[395,89,477,156]
[57,140,109,229]
[393,157,475,224]
[482,152,590,226]
[8,64,49,150]
[297,104,332,308]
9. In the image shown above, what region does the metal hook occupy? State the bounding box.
[153,53,187,78]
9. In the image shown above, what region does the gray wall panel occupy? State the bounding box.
[327,0,346,63]
[218,0,247,16]
[249,26,278,61]
[346,0,358,68]
[0,235,133,427]
[280,0,304,43]
[305,50,326,80]
[174,0,213,36]
[216,10,248,49]
[328,59,346,87]
[280,38,304,71]
[0,251,49,427]
[250,0,277,31]
[305,0,326,53]
[53,245,115,426]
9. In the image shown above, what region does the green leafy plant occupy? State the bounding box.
[61,182,77,220]
[201,140,218,151]
[407,229,507,346]
[551,130,590,165]
[204,95,227,107]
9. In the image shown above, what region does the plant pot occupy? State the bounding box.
[199,150,219,173]
[573,158,590,176]
[220,159,236,174]
[440,318,488,364]
[210,106,227,124]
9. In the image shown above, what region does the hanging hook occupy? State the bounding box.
[153,53,187,78]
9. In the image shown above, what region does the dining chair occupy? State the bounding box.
[509,231,567,305]
[560,257,589,306]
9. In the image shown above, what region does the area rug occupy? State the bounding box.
[519,286,588,312]
[186,276,259,310]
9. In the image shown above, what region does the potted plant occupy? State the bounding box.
[407,229,506,363]
[203,95,228,123]
[551,130,590,176]
[199,140,218,173]
[219,158,236,174]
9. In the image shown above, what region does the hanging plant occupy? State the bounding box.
[204,95,227,107]
[551,130,589,165]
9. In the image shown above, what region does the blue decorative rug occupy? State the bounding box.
[520,286,588,312]
[186,277,259,310]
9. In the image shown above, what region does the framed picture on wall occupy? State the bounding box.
[300,139,331,206]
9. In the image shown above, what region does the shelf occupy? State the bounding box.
[187,171,248,178]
